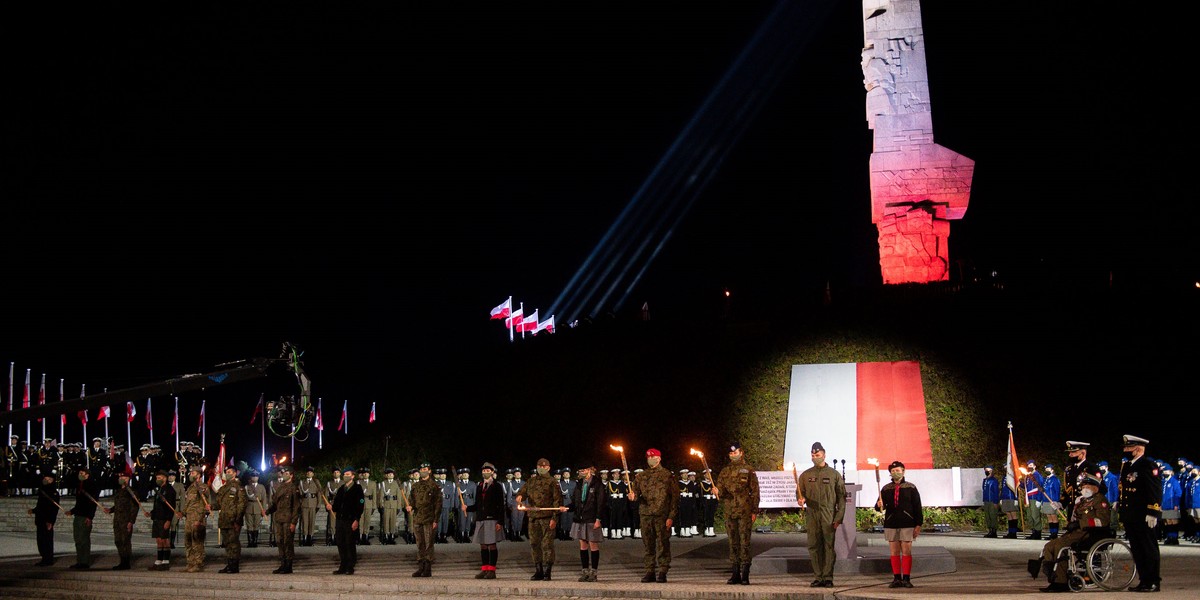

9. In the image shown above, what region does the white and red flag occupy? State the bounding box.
[1006,422,1022,495]
[250,394,264,424]
[22,369,30,409]
[337,400,348,433]
[78,407,88,425]
[37,374,45,421]
[518,310,540,333]
[211,437,227,493]
[60,380,67,427]
[505,308,524,329]
[145,398,153,430]
[534,315,555,335]
[369,402,376,423]
[126,401,137,423]
[170,401,178,436]
[197,400,205,437]
[315,399,324,431]
[782,361,934,471]
[98,405,111,419]
[489,297,512,320]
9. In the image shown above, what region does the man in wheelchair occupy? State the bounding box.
[1028,474,1110,592]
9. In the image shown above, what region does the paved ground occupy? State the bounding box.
[1,528,1197,598]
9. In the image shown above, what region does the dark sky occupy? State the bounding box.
[3,3,1194,462]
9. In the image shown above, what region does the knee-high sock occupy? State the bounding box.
[890,555,901,575]
[580,549,589,569]
[590,549,600,570]
[481,548,489,568]
[1008,519,1018,534]
[488,547,498,567]
[902,555,913,576]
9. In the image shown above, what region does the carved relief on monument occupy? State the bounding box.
[862,0,973,284]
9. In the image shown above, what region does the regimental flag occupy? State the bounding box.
[517,309,540,333]
[211,438,227,493]
[489,296,512,320]
[36,374,45,422]
[250,394,264,424]
[369,402,376,423]
[197,400,205,437]
[145,398,153,431]
[505,308,524,329]
[337,400,347,433]
[782,362,934,470]
[534,315,555,335]
[1006,422,1022,495]
[126,401,137,423]
[315,399,324,431]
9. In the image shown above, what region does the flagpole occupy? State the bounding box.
[40,374,46,441]
[260,400,266,472]
[201,399,206,456]
[59,378,66,444]
[25,368,32,445]
[174,396,179,452]
[317,398,322,450]
[7,362,13,442]
[147,398,154,447]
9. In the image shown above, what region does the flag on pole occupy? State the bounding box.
[78,407,88,425]
[250,394,264,424]
[37,374,45,421]
[197,400,205,437]
[170,402,177,435]
[534,315,555,335]
[22,370,30,409]
[98,406,111,419]
[126,401,137,423]
[369,402,376,423]
[517,309,540,333]
[1005,421,1022,494]
[505,307,525,329]
[211,437,227,493]
[489,296,512,320]
[60,380,67,427]
[337,400,348,433]
[315,400,324,431]
[146,398,153,430]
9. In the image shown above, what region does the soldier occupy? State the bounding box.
[1061,441,1096,521]
[167,470,185,549]
[215,464,247,573]
[1119,434,1162,592]
[243,471,268,548]
[102,469,139,570]
[605,468,627,539]
[558,467,576,540]
[468,462,508,579]
[981,465,1000,538]
[65,465,101,569]
[436,468,453,543]
[699,468,718,537]
[456,467,477,543]
[265,464,301,574]
[508,467,525,541]
[795,441,846,588]
[1040,463,1063,540]
[1161,464,1183,545]
[402,467,420,544]
[35,438,60,483]
[29,472,59,566]
[876,461,922,588]
[1021,459,1045,540]
[379,467,403,544]
[681,470,700,537]
[181,463,210,573]
[407,462,442,577]
[297,466,320,546]
[66,443,91,496]
[59,442,78,496]
[356,467,375,545]
[715,441,760,585]
[330,466,364,575]
[567,462,607,582]
[325,466,341,546]
[630,448,679,583]
[146,469,177,570]
[134,444,153,496]
[514,457,563,581]
[1032,474,1110,592]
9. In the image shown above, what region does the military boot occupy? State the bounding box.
[412,561,425,577]
[228,559,239,574]
[219,560,234,573]
[530,563,545,580]
[544,564,553,581]
[740,562,750,585]
[727,563,742,584]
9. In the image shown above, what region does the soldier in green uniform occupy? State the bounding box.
[325,467,341,546]
[215,464,247,574]
[243,471,267,547]
[407,462,442,577]
[379,468,403,544]
[715,441,760,585]
[795,441,846,588]
[265,464,301,574]
[146,469,177,570]
[103,470,139,570]
[1032,473,1110,592]
[514,457,563,581]
[629,448,679,583]
[181,463,210,573]
[357,467,376,545]
[297,466,320,546]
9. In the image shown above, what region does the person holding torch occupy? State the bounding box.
[875,460,922,588]
[629,448,679,583]
[715,441,760,585]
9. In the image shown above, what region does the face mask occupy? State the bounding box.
[890,472,904,482]
[537,467,550,476]
[387,475,394,481]
[224,473,234,481]
[1122,451,1135,460]
[1068,456,1080,465]
[813,456,826,467]
[730,454,743,463]
[647,456,661,468]
[343,475,355,484]
[1080,488,1095,498]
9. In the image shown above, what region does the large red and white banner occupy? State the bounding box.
[783,362,933,471]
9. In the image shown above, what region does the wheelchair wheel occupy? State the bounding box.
[1067,575,1086,592]
[1087,538,1136,591]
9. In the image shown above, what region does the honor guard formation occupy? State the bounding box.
[6,434,1196,592]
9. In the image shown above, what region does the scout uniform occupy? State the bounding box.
[409,463,443,576]
[109,473,140,570]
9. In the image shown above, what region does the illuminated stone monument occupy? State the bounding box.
[862,0,974,284]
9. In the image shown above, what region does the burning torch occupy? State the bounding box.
[867,457,882,510]
[611,444,635,497]
[690,448,718,499]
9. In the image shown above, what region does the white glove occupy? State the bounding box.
[1146,515,1158,528]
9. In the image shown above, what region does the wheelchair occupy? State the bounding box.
[1052,534,1137,592]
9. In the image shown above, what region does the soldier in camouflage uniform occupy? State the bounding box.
[325,466,341,546]
[103,470,139,570]
[795,441,846,588]
[515,457,563,581]
[407,462,443,577]
[630,448,679,583]
[181,463,210,573]
[265,464,301,574]
[215,464,247,574]
[716,441,760,585]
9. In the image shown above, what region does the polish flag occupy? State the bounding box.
[782,362,933,470]
[517,310,539,333]
[36,374,45,421]
[22,370,30,409]
[534,315,555,335]
[1006,424,1022,496]
[197,400,205,437]
[98,406,111,419]
[211,439,227,493]
[315,400,324,431]
[489,297,512,320]
[505,308,524,329]
[170,402,178,436]
[369,402,376,423]
[145,398,153,431]
[337,400,348,433]
[126,401,137,423]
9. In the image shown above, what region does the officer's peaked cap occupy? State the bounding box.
[481,462,496,471]
[1122,434,1149,446]
[1065,441,1090,451]
[1081,474,1103,487]
[384,468,395,474]
[1097,461,1109,467]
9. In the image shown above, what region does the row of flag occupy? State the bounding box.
[490,296,555,336]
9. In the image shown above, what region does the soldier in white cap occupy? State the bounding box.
[1118,434,1162,592]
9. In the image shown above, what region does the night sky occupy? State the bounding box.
[4,3,1194,464]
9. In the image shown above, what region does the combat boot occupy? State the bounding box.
[219,560,234,573]
[727,563,742,584]
[228,559,239,574]
[412,561,426,577]
[740,562,750,585]
[544,564,553,580]
[279,560,293,574]
[530,563,544,580]
[985,528,998,538]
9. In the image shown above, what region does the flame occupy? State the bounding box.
[866,457,879,467]
[1019,467,1029,475]
[279,455,289,464]
[785,462,795,471]
[609,444,623,452]
[689,448,703,458]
